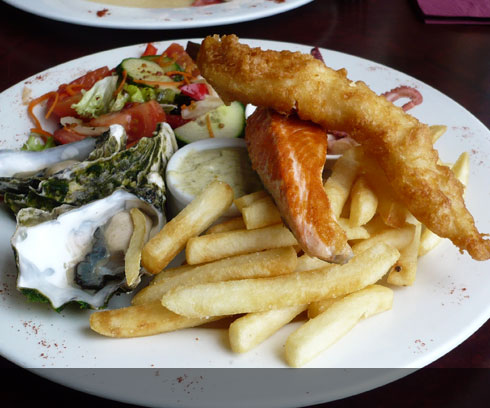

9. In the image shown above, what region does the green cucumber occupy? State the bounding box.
[142,55,181,74]
[174,102,246,144]
[118,58,173,84]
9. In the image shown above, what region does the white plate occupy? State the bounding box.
[3,0,314,29]
[0,39,489,407]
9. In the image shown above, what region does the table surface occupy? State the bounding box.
[0,0,489,406]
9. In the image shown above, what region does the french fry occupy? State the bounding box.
[234,190,268,212]
[387,222,422,286]
[132,247,298,305]
[185,224,298,265]
[241,196,282,230]
[324,147,362,218]
[284,285,393,367]
[360,153,410,228]
[229,305,307,353]
[349,176,378,227]
[205,216,246,234]
[89,301,222,338]
[429,125,447,144]
[295,253,330,272]
[141,181,234,274]
[451,151,470,186]
[124,208,148,288]
[419,152,469,256]
[351,225,414,255]
[162,242,399,318]
[227,249,332,354]
[337,218,370,240]
[307,297,340,319]
[151,263,194,285]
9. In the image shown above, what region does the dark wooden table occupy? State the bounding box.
[1,0,489,407]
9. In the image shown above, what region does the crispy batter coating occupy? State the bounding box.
[197,35,490,260]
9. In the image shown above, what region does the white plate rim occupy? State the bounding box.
[0,38,489,407]
[3,0,315,29]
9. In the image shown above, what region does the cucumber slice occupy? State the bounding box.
[174,102,246,144]
[142,55,181,74]
[118,58,172,84]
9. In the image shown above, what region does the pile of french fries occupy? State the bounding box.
[90,125,469,367]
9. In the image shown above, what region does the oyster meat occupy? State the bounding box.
[11,189,164,309]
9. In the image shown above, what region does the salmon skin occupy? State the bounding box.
[246,107,353,264]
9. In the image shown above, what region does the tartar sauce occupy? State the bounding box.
[167,147,263,198]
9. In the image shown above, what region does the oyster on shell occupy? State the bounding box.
[11,189,164,309]
[2,122,178,310]
[0,123,177,214]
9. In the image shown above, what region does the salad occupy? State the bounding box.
[25,41,245,151]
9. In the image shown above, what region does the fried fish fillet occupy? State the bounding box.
[246,107,353,264]
[196,34,490,261]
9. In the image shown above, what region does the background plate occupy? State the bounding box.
[2,0,314,29]
[0,38,489,407]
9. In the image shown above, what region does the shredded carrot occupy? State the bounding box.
[30,127,53,142]
[114,70,128,96]
[44,92,59,120]
[205,114,214,138]
[27,91,57,130]
[132,78,184,87]
[65,83,84,96]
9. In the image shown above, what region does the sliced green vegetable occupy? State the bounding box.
[118,58,173,85]
[142,55,181,74]
[174,101,246,144]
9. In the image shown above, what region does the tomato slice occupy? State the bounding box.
[52,127,89,144]
[142,43,158,56]
[162,43,200,76]
[165,113,190,129]
[88,100,166,144]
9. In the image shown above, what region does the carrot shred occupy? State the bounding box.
[205,114,214,138]
[27,91,57,130]
[44,92,59,120]
[114,70,128,96]
[30,127,53,142]
[65,83,84,96]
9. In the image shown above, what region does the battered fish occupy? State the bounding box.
[196,34,490,261]
[246,107,352,264]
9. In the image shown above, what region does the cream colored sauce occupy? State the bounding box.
[88,0,194,9]
[168,147,263,198]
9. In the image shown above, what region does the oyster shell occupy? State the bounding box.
[0,137,96,178]
[11,189,164,310]
[0,123,177,214]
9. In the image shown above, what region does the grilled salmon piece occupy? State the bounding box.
[246,107,353,264]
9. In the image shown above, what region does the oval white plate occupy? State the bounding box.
[3,0,314,29]
[0,39,489,408]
